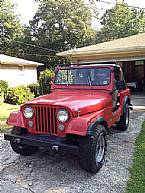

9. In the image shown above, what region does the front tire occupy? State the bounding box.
[79,125,107,173]
[10,127,39,156]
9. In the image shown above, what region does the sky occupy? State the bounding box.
[12,0,145,28]
[12,0,39,25]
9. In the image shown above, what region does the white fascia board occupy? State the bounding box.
[76,56,145,64]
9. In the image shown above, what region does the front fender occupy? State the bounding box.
[66,109,105,136]
[7,111,25,128]
[87,117,108,135]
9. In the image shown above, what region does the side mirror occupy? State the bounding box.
[116,80,126,90]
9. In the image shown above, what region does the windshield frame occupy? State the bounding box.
[54,67,111,87]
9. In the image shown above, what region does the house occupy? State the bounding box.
[57,33,145,90]
[0,54,43,87]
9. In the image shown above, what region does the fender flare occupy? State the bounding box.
[87,117,108,135]
[123,96,130,114]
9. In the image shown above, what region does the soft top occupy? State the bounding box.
[57,62,120,69]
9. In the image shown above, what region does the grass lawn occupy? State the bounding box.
[0,103,19,132]
[125,122,145,193]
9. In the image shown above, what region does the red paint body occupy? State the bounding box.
[7,65,130,137]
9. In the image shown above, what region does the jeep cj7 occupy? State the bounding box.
[4,63,131,173]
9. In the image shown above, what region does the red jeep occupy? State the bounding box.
[4,63,131,173]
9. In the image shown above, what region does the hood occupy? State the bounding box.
[26,89,111,116]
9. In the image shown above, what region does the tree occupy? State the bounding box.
[0,0,97,69]
[28,0,96,52]
[0,0,23,55]
[96,3,145,43]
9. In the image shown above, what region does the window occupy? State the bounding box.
[114,67,126,90]
[55,67,111,86]
[18,65,24,75]
[114,67,120,81]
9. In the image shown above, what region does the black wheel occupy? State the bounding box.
[116,103,130,131]
[10,127,39,156]
[79,125,107,173]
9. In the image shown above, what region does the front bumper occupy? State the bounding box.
[4,133,79,155]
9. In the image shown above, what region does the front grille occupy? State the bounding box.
[34,106,58,135]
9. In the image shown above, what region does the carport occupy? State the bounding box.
[57,33,145,90]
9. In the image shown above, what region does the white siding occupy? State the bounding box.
[0,65,37,87]
[23,66,37,86]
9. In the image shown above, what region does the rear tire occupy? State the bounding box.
[10,127,39,156]
[79,125,107,173]
[116,103,130,131]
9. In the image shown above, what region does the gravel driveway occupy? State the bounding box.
[0,95,145,193]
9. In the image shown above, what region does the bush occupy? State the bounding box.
[0,80,9,103]
[27,83,40,97]
[5,85,34,105]
[39,69,55,94]
[0,80,9,94]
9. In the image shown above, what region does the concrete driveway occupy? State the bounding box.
[0,93,145,193]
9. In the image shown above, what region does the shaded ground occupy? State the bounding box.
[131,91,145,106]
[0,94,145,193]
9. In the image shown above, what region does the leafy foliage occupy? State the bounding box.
[27,83,40,97]
[15,0,97,67]
[0,80,9,94]
[38,69,55,94]
[0,80,9,103]
[29,0,96,51]
[0,0,23,55]
[4,86,34,105]
[96,3,145,43]
[0,0,97,69]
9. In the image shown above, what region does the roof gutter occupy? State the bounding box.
[0,61,44,67]
[57,46,145,58]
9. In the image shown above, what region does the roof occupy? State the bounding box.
[57,33,145,59]
[0,54,44,66]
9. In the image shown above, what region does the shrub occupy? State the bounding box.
[0,80,9,94]
[0,80,9,103]
[39,69,54,94]
[27,83,40,97]
[4,85,34,105]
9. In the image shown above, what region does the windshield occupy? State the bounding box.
[55,67,111,86]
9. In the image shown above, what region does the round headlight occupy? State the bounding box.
[57,109,69,123]
[23,107,34,119]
